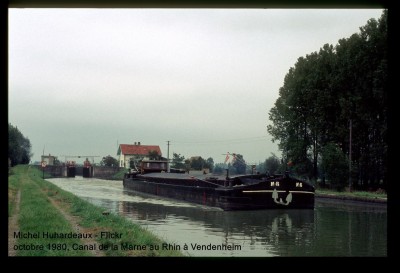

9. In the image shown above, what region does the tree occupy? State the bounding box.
[190,156,205,170]
[256,162,267,174]
[268,10,387,189]
[320,143,349,191]
[148,150,161,160]
[171,153,185,169]
[333,11,387,189]
[100,155,119,167]
[232,154,246,174]
[265,153,281,175]
[213,163,227,174]
[8,123,32,166]
[205,157,214,172]
[184,159,191,173]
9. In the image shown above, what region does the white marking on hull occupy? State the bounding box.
[242,190,314,194]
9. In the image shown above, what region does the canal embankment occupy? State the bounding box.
[315,189,387,204]
[33,163,388,205]
[8,165,184,257]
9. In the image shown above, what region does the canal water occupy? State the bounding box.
[47,177,387,257]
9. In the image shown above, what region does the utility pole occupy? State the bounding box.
[42,145,45,179]
[349,119,352,192]
[167,140,170,173]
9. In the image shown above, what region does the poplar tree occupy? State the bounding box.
[268,10,387,189]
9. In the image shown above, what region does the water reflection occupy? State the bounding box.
[312,199,387,257]
[47,177,387,257]
[86,189,315,256]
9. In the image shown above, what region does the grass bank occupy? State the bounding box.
[8,165,184,257]
[315,188,387,203]
[8,166,24,217]
[111,168,128,180]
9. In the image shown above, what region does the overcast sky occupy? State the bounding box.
[9,8,384,165]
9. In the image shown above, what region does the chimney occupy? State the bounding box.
[138,142,141,145]
[134,142,137,145]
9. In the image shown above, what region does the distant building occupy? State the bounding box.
[117,142,162,168]
[41,154,57,166]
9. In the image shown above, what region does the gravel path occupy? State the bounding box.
[9,165,106,257]
[44,190,106,256]
[8,190,21,256]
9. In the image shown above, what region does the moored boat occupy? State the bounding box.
[123,160,315,210]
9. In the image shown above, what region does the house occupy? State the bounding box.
[41,154,58,166]
[117,142,162,168]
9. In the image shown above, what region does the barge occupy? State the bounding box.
[123,160,315,211]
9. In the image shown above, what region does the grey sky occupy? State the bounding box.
[9,8,384,165]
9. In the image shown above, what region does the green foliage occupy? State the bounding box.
[189,156,214,171]
[8,165,24,216]
[14,167,90,256]
[190,156,205,170]
[268,10,387,189]
[316,188,386,199]
[255,162,266,174]
[112,168,129,180]
[205,157,214,172]
[184,159,191,172]
[171,153,185,169]
[264,153,282,175]
[100,155,119,167]
[232,154,246,174]
[320,143,349,190]
[148,150,161,160]
[8,123,32,166]
[213,163,226,174]
[9,165,183,256]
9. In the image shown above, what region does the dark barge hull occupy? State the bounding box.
[82,166,93,178]
[67,166,76,177]
[123,173,314,211]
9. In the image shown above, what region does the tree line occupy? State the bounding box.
[9,123,32,167]
[267,10,387,190]
[171,153,215,172]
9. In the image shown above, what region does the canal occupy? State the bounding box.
[47,176,387,257]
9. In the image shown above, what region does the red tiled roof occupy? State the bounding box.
[119,144,161,156]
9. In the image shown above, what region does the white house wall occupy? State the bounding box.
[119,154,147,168]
